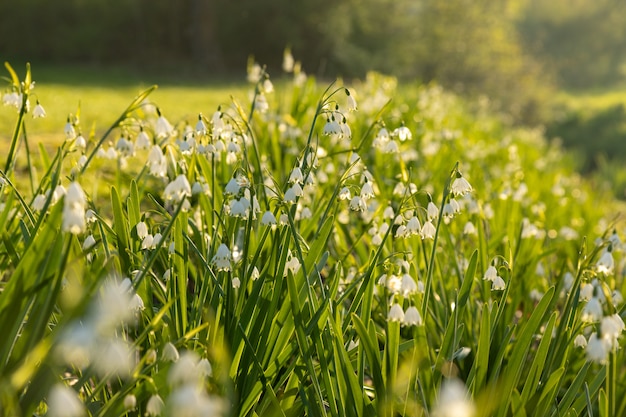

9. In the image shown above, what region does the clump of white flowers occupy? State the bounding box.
[62,182,87,234]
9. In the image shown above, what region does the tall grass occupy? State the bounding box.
[0,59,624,417]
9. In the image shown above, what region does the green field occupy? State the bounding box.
[1,63,626,417]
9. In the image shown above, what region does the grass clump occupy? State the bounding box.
[0,59,624,417]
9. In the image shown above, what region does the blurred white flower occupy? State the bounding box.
[573,334,587,348]
[388,303,404,322]
[586,332,609,364]
[32,101,46,118]
[62,182,87,234]
[403,306,422,326]
[596,249,614,275]
[47,384,85,417]
[433,378,475,417]
[162,342,180,362]
[146,394,165,416]
[168,350,201,387]
[164,175,192,202]
[212,243,232,271]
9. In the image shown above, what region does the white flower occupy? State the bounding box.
[586,332,609,364]
[401,274,418,296]
[491,275,506,291]
[284,253,301,277]
[284,187,297,204]
[322,117,342,138]
[198,358,213,378]
[463,222,477,235]
[289,165,304,184]
[148,146,167,177]
[168,351,201,387]
[47,384,85,417]
[579,283,594,301]
[162,342,180,362]
[349,196,366,212]
[360,181,375,199]
[93,339,134,378]
[388,303,405,322]
[345,88,357,111]
[212,244,232,271]
[433,378,475,417]
[420,221,436,239]
[403,306,422,326]
[483,265,498,282]
[136,222,148,239]
[124,394,137,411]
[32,101,46,118]
[63,182,87,234]
[581,297,603,322]
[405,216,421,236]
[451,175,473,197]
[338,187,351,200]
[33,193,47,211]
[155,110,173,138]
[261,211,277,226]
[393,125,412,141]
[166,385,225,417]
[283,49,295,72]
[65,120,77,140]
[232,277,241,289]
[135,128,151,149]
[596,249,614,275]
[601,313,625,348]
[146,394,165,416]
[164,175,192,202]
[573,334,588,348]
[82,234,96,251]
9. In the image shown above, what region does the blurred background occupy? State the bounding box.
[3,0,626,188]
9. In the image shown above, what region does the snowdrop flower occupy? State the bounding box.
[82,234,96,251]
[360,181,375,199]
[491,275,506,291]
[601,313,625,349]
[195,114,207,136]
[63,182,87,234]
[403,306,423,326]
[147,146,167,177]
[284,253,301,277]
[420,221,436,239]
[155,109,173,138]
[232,277,241,289]
[283,49,295,72]
[345,88,357,111]
[64,118,77,140]
[581,297,603,322]
[93,339,135,378]
[47,384,85,417]
[136,221,148,239]
[401,274,418,296]
[124,394,137,411]
[166,385,225,417]
[596,249,614,275]
[32,101,46,118]
[322,117,342,138]
[198,358,213,378]
[428,202,440,221]
[168,351,201,387]
[289,165,304,184]
[284,187,297,204]
[261,211,277,226]
[212,243,232,272]
[349,196,367,212]
[338,187,351,200]
[33,193,46,211]
[162,342,180,362]
[483,265,498,282]
[255,93,269,113]
[573,334,587,348]
[141,234,154,250]
[463,222,477,235]
[405,216,421,236]
[579,282,594,301]
[433,378,475,417]
[451,175,473,197]
[163,175,192,202]
[586,333,609,364]
[135,127,151,149]
[388,303,405,322]
[393,124,412,141]
[146,394,165,416]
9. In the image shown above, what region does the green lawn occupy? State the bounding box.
[1,64,249,147]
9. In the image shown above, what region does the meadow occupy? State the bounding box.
[0,58,625,417]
